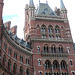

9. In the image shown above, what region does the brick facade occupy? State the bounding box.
[0,0,75,75]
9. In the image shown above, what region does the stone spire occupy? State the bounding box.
[29,0,34,6]
[60,0,65,9]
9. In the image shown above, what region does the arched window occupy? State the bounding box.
[39,59,41,65]
[3,55,6,66]
[53,60,59,69]
[13,63,17,74]
[49,72,51,75]
[55,26,60,33]
[51,45,56,53]
[59,46,63,53]
[72,72,74,75]
[56,35,60,38]
[45,60,51,69]
[9,48,12,56]
[4,43,7,51]
[14,52,17,60]
[38,46,40,52]
[40,72,42,75]
[20,55,23,63]
[48,25,53,33]
[49,35,53,39]
[45,72,48,75]
[70,60,73,65]
[20,66,23,75]
[8,59,11,71]
[26,68,29,75]
[44,45,48,53]
[61,61,67,69]
[26,58,29,65]
[41,25,46,33]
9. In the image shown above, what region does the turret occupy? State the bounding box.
[60,0,67,18]
[24,0,36,41]
[29,0,35,18]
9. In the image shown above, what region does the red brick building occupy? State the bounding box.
[0,0,75,75]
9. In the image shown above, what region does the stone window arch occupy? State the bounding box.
[26,68,29,75]
[48,25,53,33]
[8,59,11,71]
[3,55,6,66]
[51,45,56,53]
[53,60,59,69]
[58,45,63,53]
[44,44,48,53]
[61,60,67,69]
[13,63,17,74]
[45,60,51,69]
[4,43,7,51]
[55,25,60,33]
[41,24,46,33]
[20,66,23,75]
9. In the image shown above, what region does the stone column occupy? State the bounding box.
[51,65,53,75]
[67,65,69,75]
[59,64,62,75]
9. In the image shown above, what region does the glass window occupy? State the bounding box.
[40,72,42,75]
[38,47,40,52]
[72,72,74,75]
[39,60,41,65]
[70,60,73,65]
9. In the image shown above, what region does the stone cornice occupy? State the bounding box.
[30,37,73,43]
[3,30,32,55]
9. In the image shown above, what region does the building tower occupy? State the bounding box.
[24,0,75,75]
[24,0,36,41]
[0,0,3,39]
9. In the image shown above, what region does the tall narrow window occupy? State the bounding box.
[38,46,40,52]
[13,63,17,74]
[72,72,74,75]
[20,66,23,75]
[4,43,7,51]
[26,58,29,65]
[14,52,17,60]
[70,60,73,65]
[9,48,12,56]
[40,72,42,75]
[39,60,41,65]
[67,48,70,53]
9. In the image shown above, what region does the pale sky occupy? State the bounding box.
[3,0,75,43]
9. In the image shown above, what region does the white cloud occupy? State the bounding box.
[3,0,75,42]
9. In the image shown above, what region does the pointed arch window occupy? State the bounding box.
[3,55,6,67]
[41,25,46,33]
[20,66,23,75]
[59,46,63,53]
[45,60,51,69]
[53,60,59,69]
[4,43,7,51]
[72,72,74,75]
[8,59,11,71]
[26,68,29,75]
[70,60,73,65]
[40,72,42,75]
[48,25,53,33]
[44,45,48,53]
[61,61,66,69]
[13,63,17,74]
[51,46,56,53]
[55,26,60,33]
[14,52,17,60]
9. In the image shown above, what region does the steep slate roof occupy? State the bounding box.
[60,0,65,9]
[36,3,56,16]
